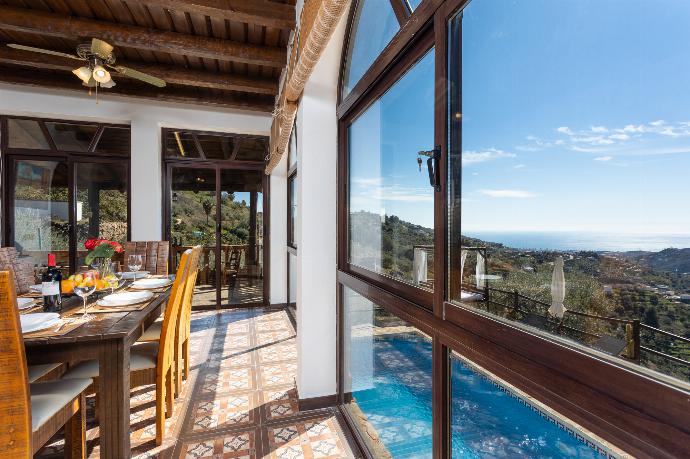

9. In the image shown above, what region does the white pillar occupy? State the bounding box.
[295,12,348,400]
[270,153,288,305]
[130,117,162,241]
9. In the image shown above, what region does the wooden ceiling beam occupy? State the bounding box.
[0,46,279,95]
[125,0,295,30]
[0,67,275,112]
[0,6,286,67]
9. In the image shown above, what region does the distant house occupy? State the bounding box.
[680,294,690,304]
[522,266,534,272]
[603,285,613,295]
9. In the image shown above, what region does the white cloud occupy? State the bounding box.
[591,126,608,133]
[649,120,666,127]
[556,126,573,135]
[480,189,536,198]
[609,133,629,141]
[594,156,613,161]
[620,124,646,133]
[513,164,526,169]
[462,148,516,165]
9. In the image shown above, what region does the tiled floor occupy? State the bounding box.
[35,307,359,458]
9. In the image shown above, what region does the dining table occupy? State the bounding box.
[20,278,171,459]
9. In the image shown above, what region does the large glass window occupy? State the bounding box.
[342,0,400,97]
[342,287,432,458]
[288,173,297,248]
[3,116,130,272]
[448,1,690,385]
[348,50,435,292]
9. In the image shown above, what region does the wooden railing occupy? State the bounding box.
[171,244,263,285]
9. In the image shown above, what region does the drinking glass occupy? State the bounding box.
[128,254,143,277]
[73,270,97,320]
[104,262,120,294]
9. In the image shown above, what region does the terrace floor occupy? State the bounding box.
[36,307,358,458]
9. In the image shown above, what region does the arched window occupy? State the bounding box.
[335,1,690,458]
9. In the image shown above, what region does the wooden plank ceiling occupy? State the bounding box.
[0,0,295,112]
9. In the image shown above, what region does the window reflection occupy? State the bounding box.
[75,163,128,268]
[8,119,50,149]
[45,122,98,152]
[348,50,435,291]
[342,0,400,97]
[448,1,690,384]
[12,160,69,267]
[342,287,432,458]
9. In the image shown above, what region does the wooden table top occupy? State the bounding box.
[21,285,170,346]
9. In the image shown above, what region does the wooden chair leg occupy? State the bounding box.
[64,393,86,459]
[183,338,190,380]
[174,345,182,398]
[165,366,174,419]
[155,378,165,447]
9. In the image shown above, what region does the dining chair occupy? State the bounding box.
[123,241,170,275]
[137,246,202,397]
[0,270,92,458]
[0,247,37,294]
[62,250,191,445]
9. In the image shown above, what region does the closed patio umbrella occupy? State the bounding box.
[476,252,485,289]
[460,250,468,285]
[413,248,427,285]
[548,256,566,318]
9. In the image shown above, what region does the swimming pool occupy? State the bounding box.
[347,333,608,458]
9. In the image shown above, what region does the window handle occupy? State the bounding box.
[418,146,441,192]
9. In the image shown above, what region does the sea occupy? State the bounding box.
[463,231,690,253]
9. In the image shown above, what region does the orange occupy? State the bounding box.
[61,279,75,293]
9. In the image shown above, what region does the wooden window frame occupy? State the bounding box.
[335,0,690,458]
[0,115,131,273]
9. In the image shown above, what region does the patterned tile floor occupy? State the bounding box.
[35,307,359,458]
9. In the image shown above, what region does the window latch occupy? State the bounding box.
[418,146,441,192]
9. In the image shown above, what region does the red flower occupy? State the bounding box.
[84,238,102,250]
[108,241,124,253]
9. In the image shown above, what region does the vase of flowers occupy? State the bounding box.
[84,238,124,276]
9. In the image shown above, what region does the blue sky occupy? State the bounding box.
[350,0,690,235]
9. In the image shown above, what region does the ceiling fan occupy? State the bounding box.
[6,38,166,93]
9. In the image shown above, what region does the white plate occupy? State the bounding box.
[21,313,60,333]
[17,297,35,310]
[120,271,150,280]
[97,291,154,307]
[130,278,173,290]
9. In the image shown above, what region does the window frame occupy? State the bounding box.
[0,115,131,273]
[335,0,690,458]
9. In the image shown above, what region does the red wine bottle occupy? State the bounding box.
[42,253,62,312]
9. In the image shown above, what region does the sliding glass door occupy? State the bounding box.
[163,129,269,309]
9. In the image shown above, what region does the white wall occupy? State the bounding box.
[293,10,349,400]
[269,146,288,305]
[0,83,271,241]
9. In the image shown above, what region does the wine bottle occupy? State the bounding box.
[42,253,62,312]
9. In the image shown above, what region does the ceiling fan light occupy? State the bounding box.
[72,66,92,84]
[100,78,116,89]
[92,65,111,83]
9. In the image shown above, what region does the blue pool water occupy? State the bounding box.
[349,334,601,458]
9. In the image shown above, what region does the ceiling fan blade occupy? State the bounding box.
[91,38,114,59]
[7,43,81,60]
[112,65,166,88]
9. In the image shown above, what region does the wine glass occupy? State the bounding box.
[105,262,120,294]
[74,271,97,320]
[128,254,143,278]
